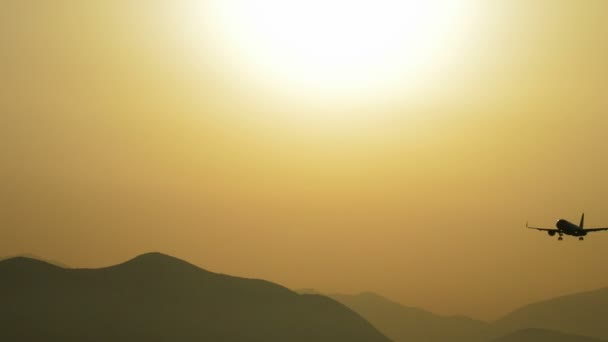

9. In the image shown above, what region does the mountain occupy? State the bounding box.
[0,253,69,268]
[330,292,492,342]
[494,288,608,340]
[329,288,608,342]
[296,288,323,295]
[491,328,605,342]
[0,253,390,342]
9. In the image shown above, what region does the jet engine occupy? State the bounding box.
[548,231,556,236]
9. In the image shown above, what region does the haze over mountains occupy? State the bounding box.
[3,251,607,341]
[307,290,608,342]
[494,287,608,340]
[0,253,388,342]
[490,328,605,342]
[491,328,605,342]
[329,292,492,342]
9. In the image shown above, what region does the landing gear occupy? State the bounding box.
[558,236,563,241]
[579,237,584,241]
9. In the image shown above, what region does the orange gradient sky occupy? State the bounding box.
[2,0,608,320]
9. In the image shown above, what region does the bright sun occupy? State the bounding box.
[182,1,477,106]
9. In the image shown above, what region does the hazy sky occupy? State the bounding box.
[2,1,608,321]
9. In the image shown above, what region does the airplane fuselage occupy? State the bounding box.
[556,219,587,237]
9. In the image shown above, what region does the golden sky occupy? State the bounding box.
[2,0,608,320]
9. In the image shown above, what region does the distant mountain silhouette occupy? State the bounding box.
[329,292,492,342]
[491,328,605,342]
[0,253,390,342]
[296,288,323,295]
[321,289,608,342]
[494,287,608,340]
[0,253,69,268]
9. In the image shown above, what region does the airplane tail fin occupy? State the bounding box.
[580,213,585,229]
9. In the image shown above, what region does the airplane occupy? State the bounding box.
[527,213,608,241]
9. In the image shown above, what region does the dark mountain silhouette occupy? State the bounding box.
[0,253,390,342]
[329,292,492,342]
[493,287,608,340]
[490,328,605,342]
[0,253,69,268]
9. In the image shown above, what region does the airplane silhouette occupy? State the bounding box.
[527,213,608,240]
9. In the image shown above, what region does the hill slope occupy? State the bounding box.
[491,328,605,342]
[330,292,491,342]
[0,253,69,268]
[494,288,608,340]
[0,253,389,342]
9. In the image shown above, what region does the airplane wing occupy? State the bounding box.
[526,222,558,232]
[584,227,608,232]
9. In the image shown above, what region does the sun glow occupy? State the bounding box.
[181,0,477,107]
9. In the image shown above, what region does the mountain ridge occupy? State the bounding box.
[493,287,608,340]
[328,291,492,342]
[0,253,69,268]
[313,288,608,342]
[0,252,390,342]
[491,328,607,342]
